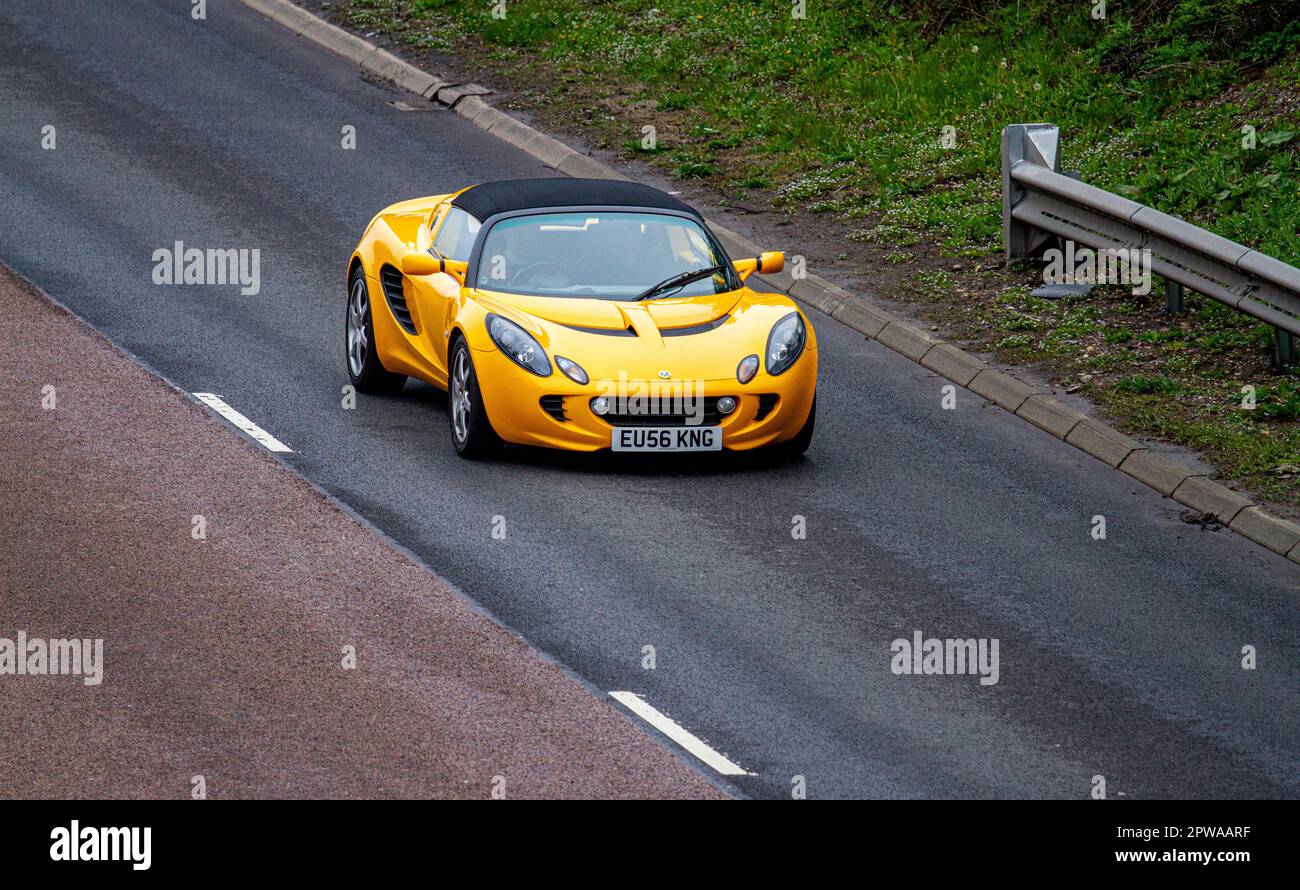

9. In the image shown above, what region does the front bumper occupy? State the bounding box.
[470,344,817,452]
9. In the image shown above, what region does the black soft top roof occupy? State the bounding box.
[450,177,697,220]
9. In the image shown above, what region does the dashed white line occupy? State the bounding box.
[609,691,752,776]
[192,393,293,453]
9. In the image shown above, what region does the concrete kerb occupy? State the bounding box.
[453,95,496,125]
[1016,395,1086,440]
[555,152,631,181]
[876,321,941,362]
[831,295,891,338]
[1230,507,1300,557]
[269,0,317,34]
[1171,476,1254,526]
[436,83,493,106]
[1117,451,1198,497]
[479,113,576,170]
[298,17,378,65]
[920,343,989,387]
[1064,419,1145,469]
[968,369,1035,413]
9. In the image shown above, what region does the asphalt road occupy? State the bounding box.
[2,0,1297,798]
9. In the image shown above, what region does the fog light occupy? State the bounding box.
[591,396,610,415]
[716,396,737,415]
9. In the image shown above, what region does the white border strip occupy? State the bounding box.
[609,691,752,776]
[192,393,293,453]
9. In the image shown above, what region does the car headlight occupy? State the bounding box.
[486,313,551,377]
[765,311,806,376]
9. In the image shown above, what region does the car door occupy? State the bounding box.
[410,203,479,375]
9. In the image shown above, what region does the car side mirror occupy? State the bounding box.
[402,252,467,285]
[734,251,785,281]
[440,258,468,285]
[401,252,440,276]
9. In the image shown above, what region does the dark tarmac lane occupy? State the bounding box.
[1,0,1296,798]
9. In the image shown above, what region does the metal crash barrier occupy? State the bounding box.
[1002,123,1299,366]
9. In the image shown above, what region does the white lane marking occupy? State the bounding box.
[609,691,752,776]
[192,393,293,453]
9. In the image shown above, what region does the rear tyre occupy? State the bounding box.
[775,395,816,459]
[449,337,503,460]
[346,266,406,394]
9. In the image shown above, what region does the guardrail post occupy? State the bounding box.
[1276,329,1296,368]
[1002,124,1061,262]
[1165,280,1184,316]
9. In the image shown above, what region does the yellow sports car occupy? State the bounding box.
[345,178,816,459]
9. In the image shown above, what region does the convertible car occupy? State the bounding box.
[345,178,816,459]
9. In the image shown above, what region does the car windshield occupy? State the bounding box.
[473,211,740,300]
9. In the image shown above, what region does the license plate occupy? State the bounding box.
[610,426,722,452]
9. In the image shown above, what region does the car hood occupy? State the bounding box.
[476,290,744,332]
[470,287,809,383]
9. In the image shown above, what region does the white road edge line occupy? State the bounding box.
[609,691,752,777]
[192,393,294,453]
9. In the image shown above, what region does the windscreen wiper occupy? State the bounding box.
[633,264,726,301]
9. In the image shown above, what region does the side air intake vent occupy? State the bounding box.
[379,265,417,334]
[755,394,779,421]
[540,395,568,422]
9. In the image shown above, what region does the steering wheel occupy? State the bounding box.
[510,261,569,287]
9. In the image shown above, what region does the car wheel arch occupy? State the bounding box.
[448,325,468,353]
[448,316,493,352]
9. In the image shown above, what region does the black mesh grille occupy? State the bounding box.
[595,396,732,427]
[379,265,416,334]
[755,394,779,421]
[539,395,567,422]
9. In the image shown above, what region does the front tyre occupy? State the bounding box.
[449,337,502,459]
[346,266,406,394]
